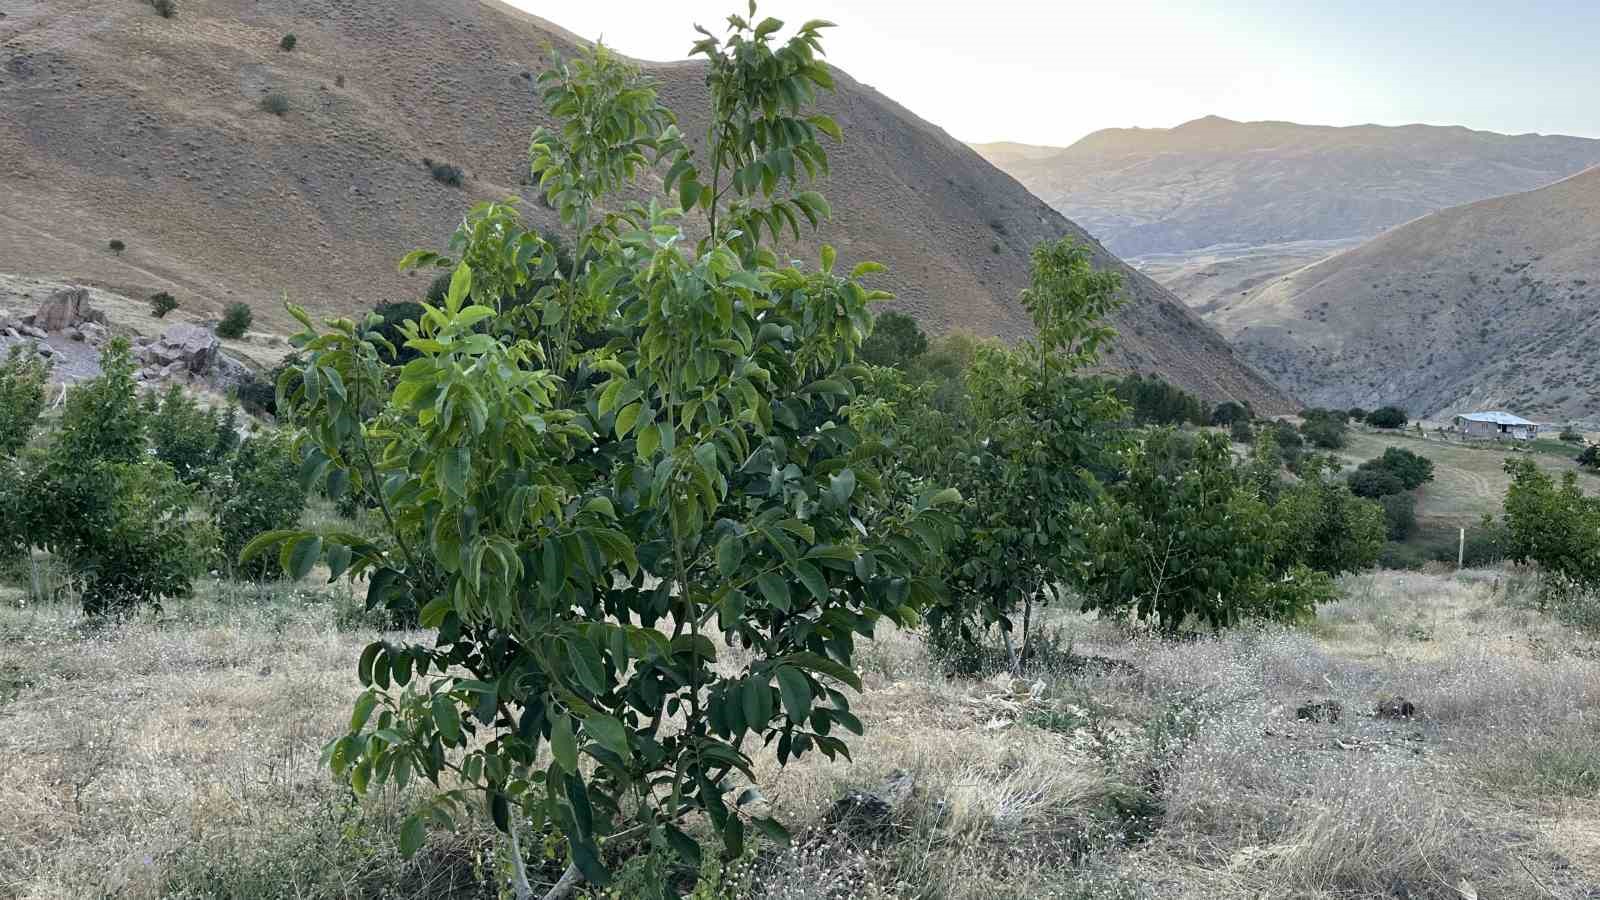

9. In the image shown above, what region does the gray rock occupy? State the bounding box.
[79,322,109,346]
[826,769,915,839]
[32,287,104,332]
[64,327,84,342]
[19,324,47,340]
[141,324,221,374]
[34,341,55,357]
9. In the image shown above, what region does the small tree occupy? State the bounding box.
[1347,467,1406,498]
[246,18,959,896]
[1503,458,1600,595]
[1300,416,1347,450]
[1365,405,1408,429]
[1230,418,1254,444]
[1379,492,1416,541]
[216,302,253,339]
[1578,444,1600,470]
[108,239,125,256]
[1559,425,1584,443]
[260,93,290,116]
[1210,400,1252,427]
[1347,407,1368,422]
[1361,446,1434,489]
[150,291,179,318]
[149,383,223,484]
[0,346,49,458]
[280,33,297,51]
[216,432,305,580]
[858,310,928,368]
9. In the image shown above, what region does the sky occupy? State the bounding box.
[515,1,1600,147]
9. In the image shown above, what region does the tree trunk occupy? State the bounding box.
[507,819,533,900]
[539,864,582,900]
[1000,623,1021,676]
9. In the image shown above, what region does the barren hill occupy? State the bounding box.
[975,118,1600,315]
[1214,166,1600,420]
[0,0,1290,411]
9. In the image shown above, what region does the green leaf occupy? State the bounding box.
[399,815,426,858]
[614,402,641,438]
[238,529,297,565]
[828,469,856,505]
[283,534,322,580]
[790,560,828,602]
[775,667,812,724]
[551,714,578,773]
[432,695,462,744]
[349,690,378,732]
[716,534,745,577]
[756,572,791,612]
[582,713,631,762]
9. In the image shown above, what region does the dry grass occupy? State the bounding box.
[2,567,1598,899]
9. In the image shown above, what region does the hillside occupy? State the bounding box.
[975,117,1600,316]
[0,1,1289,411]
[1214,166,1600,419]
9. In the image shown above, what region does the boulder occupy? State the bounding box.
[79,322,109,346]
[141,324,220,374]
[1296,700,1343,724]
[825,769,915,839]
[1376,696,1416,719]
[64,327,84,342]
[19,324,47,340]
[32,287,105,332]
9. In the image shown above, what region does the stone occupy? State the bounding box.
[64,327,84,342]
[19,324,47,340]
[79,322,108,346]
[32,287,104,332]
[1295,700,1343,724]
[141,323,221,374]
[825,769,915,839]
[3,328,19,340]
[1376,696,1416,719]
[34,341,55,357]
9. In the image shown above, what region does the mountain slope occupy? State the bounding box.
[1214,166,1600,420]
[975,116,1600,259]
[0,0,1290,411]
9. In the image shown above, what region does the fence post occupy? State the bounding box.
[1458,527,1465,569]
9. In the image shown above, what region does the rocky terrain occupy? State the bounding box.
[0,1,1290,411]
[1214,166,1600,420]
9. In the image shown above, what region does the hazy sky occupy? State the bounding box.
[517,1,1600,146]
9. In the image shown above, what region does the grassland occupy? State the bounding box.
[3,561,1598,899]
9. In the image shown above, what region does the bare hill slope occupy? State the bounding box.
[0,0,1290,410]
[1214,166,1600,420]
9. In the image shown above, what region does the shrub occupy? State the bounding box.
[1576,444,1599,469]
[1210,401,1251,426]
[1347,407,1368,422]
[148,383,224,484]
[1113,372,1206,426]
[216,432,305,580]
[279,33,297,51]
[1559,425,1583,442]
[1300,416,1347,450]
[370,301,425,364]
[1348,467,1406,498]
[1378,492,1416,541]
[150,291,179,318]
[261,92,290,116]
[0,346,49,458]
[151,0,176,17]
[108,239,125,255]
[216,302,253,339]
[255,23,961,887]
[1365,405,1408,428]
[1357,447,1434,490]
[858,310,928,369]
[1276,458,1387,574]
[425,160,465,187]
[1502,458,1600,601]
[1230,418,1254,444]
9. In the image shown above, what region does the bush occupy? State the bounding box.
[260,93,290,116]
[1559,425,1584,442]
[216,302,253,339]
[423,158,464,187]
[1357,446,1434,490]
[150,0,176,17]
[1300,416,1347,450]
[216,432,305,580]
[279,33,297,51]
[1347,407,1368,422]
[0,346,48,458]
[1365,405,1408,428]
[1576,444,1599,469]
[148,383,227,485]
[370,301,425,364]
[150,291,179,318]
[1210,401,1252,426]
[108,239,125,255]
[859,310,928,368]
[1348,467,1406,498]
[1230,418,1254,444]
[1379,492,1417,541]
[1112,373,1206,426]
[1276,459,1387,575]
[1503,458,1600,600]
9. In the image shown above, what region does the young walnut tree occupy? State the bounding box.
[245,8,957,898]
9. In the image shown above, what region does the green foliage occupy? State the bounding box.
[1229,418,1254,444]
[280,33,297,51]
[1299,415,1347,450]
[1077,430,1336,632]
[108,239,125,255]
[1378,492,1417,541]
[148,383,229,484]
[1347,407,1368,422]
[1276,459,1386,575]
[261,93,290,116]
[250,18,960,892]
[1110,372,1204,426]
[14,341,205,614]
[1502,458,1600,594]
[1558,425,1583,443]
[1365,405,1408,429]
[0,346,48,458]
[216,432,306,581]
[371,301,425,364]
[150,291,179,318]
[857,310,927,368]
[424,159,465,187]
[1576,444,1599,469]
[217,302,254,339]
[1209,400,1252,426]
[1347,467,1405,498]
